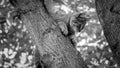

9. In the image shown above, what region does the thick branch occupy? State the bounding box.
[10,0,88,68]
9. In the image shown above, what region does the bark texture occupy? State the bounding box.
[9,0,88,68]
[95,0,120,66]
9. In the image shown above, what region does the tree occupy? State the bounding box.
[9,0,88,68]
[95,0,120,66]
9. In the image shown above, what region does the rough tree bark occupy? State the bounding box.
[95,0,120,66]
[9,0,88,68]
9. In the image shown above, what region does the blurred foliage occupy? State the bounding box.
[0,0,36,68]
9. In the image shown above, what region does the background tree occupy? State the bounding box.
[95,0,120,66]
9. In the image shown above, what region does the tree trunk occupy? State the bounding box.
[95,0,120,66]
[10,0,88,68]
